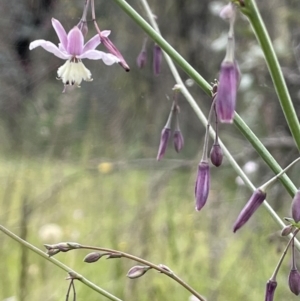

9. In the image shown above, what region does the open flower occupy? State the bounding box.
[29,18,120,88]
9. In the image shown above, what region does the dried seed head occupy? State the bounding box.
[210,143,223,167]
[291,190,300,223]
[126,265,151,279]
[289,268,300,295]
[195,161,210,211]
[84,252,102,263]
[233,188,266,232]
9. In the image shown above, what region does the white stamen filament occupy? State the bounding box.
[57,59,92,86]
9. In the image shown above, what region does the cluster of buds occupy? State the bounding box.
[156,85,184,160]
[44,242,81,256]
[136,38,163,76]
[29,0,129,92]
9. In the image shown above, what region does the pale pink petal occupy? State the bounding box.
[83,35,101,53]
[29,40,70,59]
[78,50,119,65]
[67,27,84,56]
[51,18,68,51]
[101,30,111,37]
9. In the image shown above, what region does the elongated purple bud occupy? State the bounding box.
[157,127,171,161]
[233,188,266,232]
[291,190,300,222]
[216,61,239,123]
[264,279,277,301]
[173,130,184,153]
[153,44,162,76]
[289,268,300,295]
[195,161,210,211]
[137,49,147,69]
[210,143,223,167]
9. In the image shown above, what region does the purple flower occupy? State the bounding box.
[291,190,300,222]
[153,44,162,76]
[264,279,277,301]
[29,18,119,88]
[233,188,266,232]
[210,143,223,167]
[173,130,184,153]
[195,161,210,211]
[157,127,171,161]
[215,61,239,123]
[289,268,300,295]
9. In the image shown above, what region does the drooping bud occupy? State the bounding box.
[281,224,294,236]
[83,252,102,263]
[77,20,88,37]
[137,49,147,69]
[173,130,184,153]
[233,188,266,232]
[289,268,300,295]
[264,279,277,301]
[291,189,300,223]
[158,264,173,274]
[137,38,147,69]
[219,3,236,21]
[153,44,162,76]
[126,265,151,279]
[195,160,210,211]
[210,143,223,167]
[157,127,171,161]
[215,60,239,123]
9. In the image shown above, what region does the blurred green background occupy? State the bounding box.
[1,0,300,301]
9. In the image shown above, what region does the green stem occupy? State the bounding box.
[0,225,123,301]
[110,0,297,197]
[242,0,300,151]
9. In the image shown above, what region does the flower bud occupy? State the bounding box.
[281,224,294,236]
[210,143,223,167]
[153,44,162,76]
[158,264,173,274]
[173,130,184,153]
[264,279,277,301]
[126,265,151,279]
[84,252,102,263]
[291,189,300,223]
[137,49,147,69]
[233,188,266,232]
[157,127,171,161]
[219,3,235,21]
[195,161,210,211]
[216,61,239,123]
[289,268,300,295]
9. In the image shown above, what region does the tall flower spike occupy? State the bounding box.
[216,3,240,123]
[29,18,119,89]
[195,160,210,211]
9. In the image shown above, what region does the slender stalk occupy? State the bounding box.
[241,0,300,151]
[0,225,123,301]
[136,0,299,236]
[110,0,297,197]
[73,244,206,301]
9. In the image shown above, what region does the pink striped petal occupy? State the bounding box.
[51,18,68,51]
[67,27,84,56]
[78,50,119,65]
[29,40,70,59]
